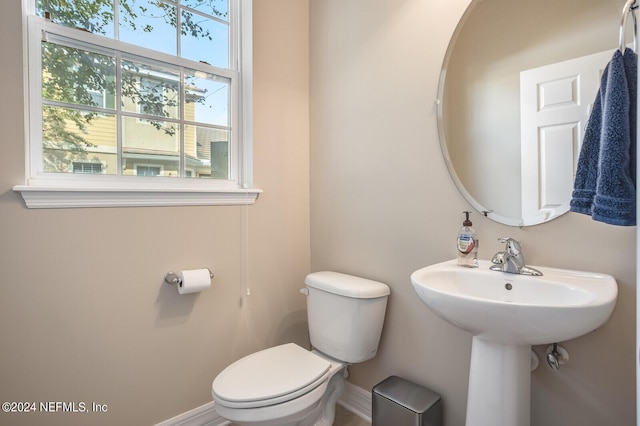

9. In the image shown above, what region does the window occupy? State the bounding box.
[15,0,259,208]
[135,165,162,176]
[73,162,104,174]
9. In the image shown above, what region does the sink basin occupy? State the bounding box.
[411,259,617,426]
[411,259,617,344]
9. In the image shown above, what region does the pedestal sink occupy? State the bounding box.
[411,259,617,426]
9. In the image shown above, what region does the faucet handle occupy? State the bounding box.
[497,237,521,255]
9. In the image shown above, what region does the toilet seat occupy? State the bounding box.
[212,343,331,409]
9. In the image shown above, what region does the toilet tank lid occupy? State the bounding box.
[305,271,390,298]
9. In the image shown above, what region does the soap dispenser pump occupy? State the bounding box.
[457,211,478,268]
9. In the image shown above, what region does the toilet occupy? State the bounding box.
[212,271,390,426]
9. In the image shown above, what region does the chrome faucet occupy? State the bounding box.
[490,237,542,276]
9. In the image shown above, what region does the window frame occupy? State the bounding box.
[14,0,259,208]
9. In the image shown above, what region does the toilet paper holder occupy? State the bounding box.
[165,269,214,286]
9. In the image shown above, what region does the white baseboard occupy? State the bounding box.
[154,401,229,426]
[155,382,371,426]
[337,381,372,423]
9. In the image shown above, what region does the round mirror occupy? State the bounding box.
[438,0,623,226]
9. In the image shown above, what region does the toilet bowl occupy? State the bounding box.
[213,343,347,426]
[212,271,390,426]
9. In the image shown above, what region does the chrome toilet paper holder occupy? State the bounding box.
[164,269,214,287]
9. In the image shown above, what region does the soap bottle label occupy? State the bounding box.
[457,235,475,254]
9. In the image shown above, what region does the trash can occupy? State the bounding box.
[372,376,442,426]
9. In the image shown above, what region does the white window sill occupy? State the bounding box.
[13,185,262,208]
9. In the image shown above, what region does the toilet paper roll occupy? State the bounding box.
[177,269,212,294]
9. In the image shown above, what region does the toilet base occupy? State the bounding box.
[302,367,346,426]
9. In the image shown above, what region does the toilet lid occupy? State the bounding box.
[213,343,331,405]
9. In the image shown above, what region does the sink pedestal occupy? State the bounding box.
[466,337,531,426]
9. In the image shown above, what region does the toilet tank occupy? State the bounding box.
[304,271,390,363]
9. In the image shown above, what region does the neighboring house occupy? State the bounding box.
[42,64,229,179]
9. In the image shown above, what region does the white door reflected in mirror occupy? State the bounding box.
[519,50,612,223]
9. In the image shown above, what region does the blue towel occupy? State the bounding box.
[570,49,637,226]
[623,48,637,185]
[570,59,608,215]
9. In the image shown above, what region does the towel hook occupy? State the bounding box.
[619,0,638,52]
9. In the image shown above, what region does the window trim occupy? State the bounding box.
[14,0,259,208]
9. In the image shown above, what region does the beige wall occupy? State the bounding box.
[0,1,310,425]
[310,1,635,425]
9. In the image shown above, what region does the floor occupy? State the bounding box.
[228,404,369,426]
[333,405,370,426]
[218,344,371,425]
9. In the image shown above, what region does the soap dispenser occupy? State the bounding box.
[457,211,478,267]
